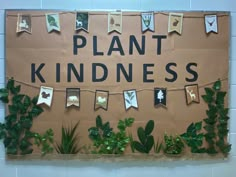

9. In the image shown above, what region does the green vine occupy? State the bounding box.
[0,79,44,155]
[202,80,231,154]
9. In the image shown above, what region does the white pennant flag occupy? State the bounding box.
[16,14,32,34]
[37,86,54,107]
[141,12,155,32]
[123,90,138,110]
[108,11,122,34]
[205,15,218,33]
[46,13,60,33]
[168,13,183,35]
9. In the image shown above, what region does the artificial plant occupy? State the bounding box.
[202,80,231,154]
[132,120,155,154]
[180,121,206,153]
[0,78,44,155]
[88,115,134,154]
[33,128,54,156]
[163,133,184,155]
[55,121,80,154]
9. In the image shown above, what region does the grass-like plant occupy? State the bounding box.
[55,121,80,154]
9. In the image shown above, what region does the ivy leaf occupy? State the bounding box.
[6,79,14,90]
[213,80,221,91]
[202,95,213,103]
[195,121,202,131]
[31,96,39,105]
[11,85,21,95]
[0,96,9,103]
[30,105,44,117]
[205,87,214,97]
[216,91,226,105]
[96,115,103,128]
[8,105,18,114]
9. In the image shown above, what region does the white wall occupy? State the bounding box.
[0,0,236,177]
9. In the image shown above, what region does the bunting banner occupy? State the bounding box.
[154,88,167,107]
[141,12,155,32]
[205,14,218,34]
[94,90,109,110]
[66,88,80,108]
[168,13,183,35]
[75,12,89,32]
[108,11,122,34]
[37,86,54,107]
[16,14,32,34]
[46,13,60,32]
[124,90,138,110]
[185,84,200,105]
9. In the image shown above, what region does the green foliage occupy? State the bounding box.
[202,80,231,155]
[33,129,54,156]
[181,121,206,153]
[154,139,162,154]
[88,115,134,154]
[163,134,184,155]
[55,121,80,154]
[0,79,44,155]
[133,120,154,153]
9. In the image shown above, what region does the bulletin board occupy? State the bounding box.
[4,10,230,159]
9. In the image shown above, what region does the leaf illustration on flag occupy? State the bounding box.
[205,14,218,34]
[46,13,60,33]
[37,86,54,107]
[123,89,138,110]
[108,12,122,34]
[16,14,32,34]
[154,88,167,107]
[141,12,155,32]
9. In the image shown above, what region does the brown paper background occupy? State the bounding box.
[5,11,229,157]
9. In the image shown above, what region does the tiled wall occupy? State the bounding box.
[0,0,236,177]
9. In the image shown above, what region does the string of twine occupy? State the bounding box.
[6,11,229,18]
[6,76,228,95]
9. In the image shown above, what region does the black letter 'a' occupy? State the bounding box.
[31,63,45,83]
[107,36,124,56]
